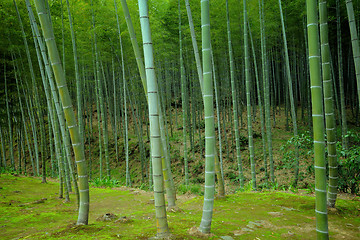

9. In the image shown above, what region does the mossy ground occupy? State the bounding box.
[0,174,359,239]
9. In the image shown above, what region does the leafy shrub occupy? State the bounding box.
[280,130,360,194]
[280,131,313,170]
[344,130,360,144]
[191,176,205,184]
[230,135,248,149]
[257,181,288,191]
[225,171,238,182]
[241,180,256,192]
[238,135,249,147]
[192,161,203,174]
[0,167,20,175]
[177,184,203,195]
[90,177,120,188]
[195,120,205,129]
[192,137,205,154]
[337,145,360,195]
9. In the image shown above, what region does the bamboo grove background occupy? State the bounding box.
[1,0,360,238]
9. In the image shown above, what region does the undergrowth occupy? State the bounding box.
[280,129,360,195]
[177,184,203,195]
[90,177,120,188]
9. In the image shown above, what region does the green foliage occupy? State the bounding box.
[337,144,360,195]
[90,177,120,188]
[241,180,255,192]
[0,167,21,175]
[279,131,313,170]
[287,184,298,194]
[225,171,238,182]
[279,129,360,194]
[177,183,203,195]
[238,134,249,147]
[230,134,248,149]
[138,182,148,191]
[344,130,360,144]
[256,180,300,193]
[195,120,205,129]
[192,137,205,154]
[269,181,286,191]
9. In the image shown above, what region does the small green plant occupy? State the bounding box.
[0,167,21,175]
[337,144,360,195]
[280,131,313,170]
[288,184,298,193]
[177,184,203,195]
[192,161,203,175]
[240,180,254,192]
[90,177,120,188]
[306,183,315,194]
[195,120,205,129]
[238,134,248,147]
[257,181,271,190]
[138,183,148,191]
[270,181,279,191]
[344,130,360,144]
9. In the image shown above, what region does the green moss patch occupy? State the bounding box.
[0,174,359,239]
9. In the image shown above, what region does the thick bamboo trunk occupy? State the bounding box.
[199,0,216,233]
[34,0,89,225]
[138,0,170,237]
[307,0,329,238]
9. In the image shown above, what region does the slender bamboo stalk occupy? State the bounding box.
[122,66,130,187]
[259,0,274,182]
[319,0,338,208]
[337,0,348,149]
[61,0,65,78]
[28,6,52,181]
[138,0,169,236]
[92,48,103,179]
[243,1,256,190]
[61,144,70,202]
[307,0,329,238]
[248,19,267,181]
[227,0,244,189]
[51,100,64,199]
[17,126,22,173]
[34,0,89,225]
[10,52,35,176]
[0,126,6,169]
[4,61,14,171]
[121,0,176,207]
[114,0,130,186]
[65,0,83,146]
[199,0,215,233]
[27,0,80,204]
[91,1,104,179]
[211,51,225,195]
[179,0,189,186]
[48,112,55,178]
[185,0,203,91]
[185,0,225,196]
[111,58,119,164]
[126,84,146,183]
[101,66,111,179]
[345,0,360,109]
[278,0,300,185]
[23,84,40,177]
[14,0,44,176]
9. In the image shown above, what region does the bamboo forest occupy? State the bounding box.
[1,0,360,239]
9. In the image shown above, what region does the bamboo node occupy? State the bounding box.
[315,188,327,193]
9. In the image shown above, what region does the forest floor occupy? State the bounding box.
[0,173,359,240]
